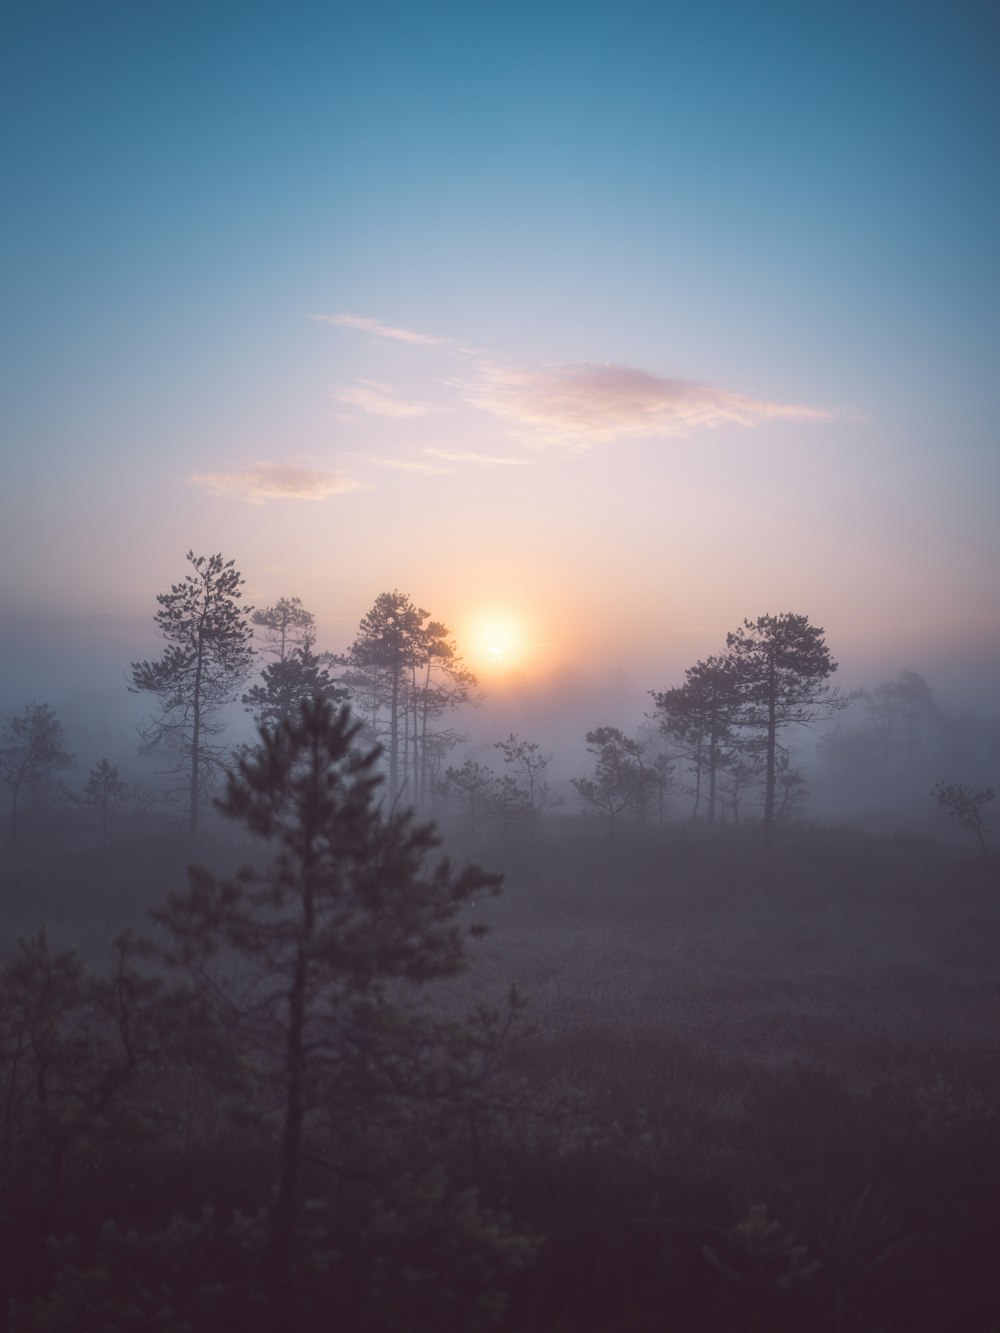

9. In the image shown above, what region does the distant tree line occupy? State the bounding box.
[2,551,997,855]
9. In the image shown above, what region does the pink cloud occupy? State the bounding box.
[333,379,440,419]
[189,462,364,505]
[312,312,447,347]
[424,448,526,467]
[369,456,455,476]
[460,362,835,445]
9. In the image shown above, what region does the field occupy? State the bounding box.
[439,824,1000,1331]
[1,819,999,1331]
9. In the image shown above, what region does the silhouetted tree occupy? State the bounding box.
[411,621,478,808]
[346,594,476,807]
[130,552,255,838]
[652,655,741,826]
[153,700,515,1312]
[717,743,765,826]
[0,703,74,852]
[572,727,650,843]
[492,772,532,834]
[0,930,204,1274]
[347,592,428,803]
[494,734,560,826]
[932,781,994,859]
[79,758,128,848]
[252,596,316,663]
[444,758,499,834]
[242,637,347,731]
[773,749,809,826]
[726,613,857,848]
[423,729,469,808]
[868,669,942,769]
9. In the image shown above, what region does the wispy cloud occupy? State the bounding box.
[322,311,839,446]
[333,379,441,419]
[312,312,447,347]
[424,448,527,467]
[368,456,455,476]
[459,362,835,445]
[360,449,528,476]
[189,462,364,505]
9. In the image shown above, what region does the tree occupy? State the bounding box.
[79,758,128,848]
[242,638,348,732]
[867,669,942,769]
[494,734,560,826]
[0,703,74,852]
[651,655,741,827]
[252,597,316,663]
[717,747,764,827]
[726,613,857,848]
[932,782,994,859]
[773,749,809,826]
[443,759,500,835]
[412,622,478,809]
[345,594,476,807]
[347,592,428,804]
[0,930,198,1269]
[152,699,515,1310]
[572,727,650,843]
[130,552,255,839]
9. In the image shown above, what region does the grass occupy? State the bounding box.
[3,815,1000,1329]
[431,820,1000,1330]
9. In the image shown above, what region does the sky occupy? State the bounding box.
[3,0,999,730]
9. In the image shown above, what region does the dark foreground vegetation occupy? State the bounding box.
[2,729,999,1333]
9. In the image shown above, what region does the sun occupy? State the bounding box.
[465,612,525,673]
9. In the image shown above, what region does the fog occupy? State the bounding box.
[3,606,996,825]
[2,592,999,1329]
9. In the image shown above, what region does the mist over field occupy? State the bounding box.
[3,0,1000,1327]
[3,606,997,795]
[2,579,999,1332]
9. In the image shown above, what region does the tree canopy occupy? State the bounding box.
[130,551,255,838]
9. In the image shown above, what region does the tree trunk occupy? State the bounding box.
[269,863,315,1301]
[389,665,400,803]
[763,654,777,850]
[9,773,21,853]
[419,661,432,810]
[189,639,204,840]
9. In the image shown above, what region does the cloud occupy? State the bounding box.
[359,449,528,477]
[315,311,840,445]
[459,361,835,445]
[189,462,363,505]
[333,379,441,419]
[424,448,527,467]
[369,457,455,476]
[312,312,447,347]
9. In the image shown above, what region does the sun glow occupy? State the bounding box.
[464,612,527,674]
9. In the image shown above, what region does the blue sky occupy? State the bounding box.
[2,0,998,703]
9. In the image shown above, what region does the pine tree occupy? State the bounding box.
[242,637,347,731]
[130,552,255,838]
[252,597,316,663]
[572,727,650,842]
[152,699,511,1305]
[726,613,857,848]
[80,758,128,847]
[0,703,74,851]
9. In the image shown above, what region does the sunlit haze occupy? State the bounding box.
[3,2,998,721]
